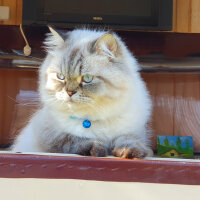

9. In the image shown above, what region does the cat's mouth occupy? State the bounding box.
[66,98,81,106]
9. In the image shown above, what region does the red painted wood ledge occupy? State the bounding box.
[0,153,199,185]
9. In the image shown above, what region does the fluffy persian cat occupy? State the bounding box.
[12,27,153,158]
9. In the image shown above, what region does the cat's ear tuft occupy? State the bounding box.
[94,33,118,57]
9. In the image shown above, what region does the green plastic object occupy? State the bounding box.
[157,135,194,158]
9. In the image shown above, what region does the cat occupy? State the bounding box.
[12,26,153,159]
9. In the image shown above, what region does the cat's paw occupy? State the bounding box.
[78,141,107,157]
[112,147,151,159]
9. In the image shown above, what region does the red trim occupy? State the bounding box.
[0,154,199,185]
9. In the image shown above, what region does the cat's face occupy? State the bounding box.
[40,29,133,119]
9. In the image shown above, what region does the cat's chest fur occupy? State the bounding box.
[36,106,142,141]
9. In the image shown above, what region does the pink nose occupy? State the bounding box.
[67,91,76,97]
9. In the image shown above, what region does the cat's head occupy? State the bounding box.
[39,27,138,120]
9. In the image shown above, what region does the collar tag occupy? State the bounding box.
[83,120,91,128]
[70,116,91,128]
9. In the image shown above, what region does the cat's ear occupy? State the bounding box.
[44,26,66,53]
[94,33,118,57]
[48,25,65,42]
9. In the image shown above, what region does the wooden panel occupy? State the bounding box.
[175,0,191,33]
[191,0,200,32]
[175,0,200,33]
[16,0,23,25]
[174,74,200,150]
[0,68,38,144]
[10,73,39,140]
[0,0,22,25]
[142,73,200,151]
[142,74,174,149]
[172,0,177,32]
[1,68,200,152]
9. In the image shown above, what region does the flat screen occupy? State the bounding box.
[44,0,152,17]
[22,0,173,30]
[43,0,157,25]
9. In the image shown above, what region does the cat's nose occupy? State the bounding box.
[67,91,77,97]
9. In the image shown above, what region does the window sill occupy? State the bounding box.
[0,152,199,185]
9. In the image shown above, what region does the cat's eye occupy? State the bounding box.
[83,74,93,83]
[57,73,65,80]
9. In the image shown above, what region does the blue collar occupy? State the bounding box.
[70,116,91,128]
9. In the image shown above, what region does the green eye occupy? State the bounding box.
[57,73,65,80]
[83,74,93,83]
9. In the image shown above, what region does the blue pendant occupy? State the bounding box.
[83,120,91,128]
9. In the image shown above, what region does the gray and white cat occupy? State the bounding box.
[12,27,153,158]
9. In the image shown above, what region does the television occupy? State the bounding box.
[22,0,173,31]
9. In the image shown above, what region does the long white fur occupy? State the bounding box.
[12,29,152,155]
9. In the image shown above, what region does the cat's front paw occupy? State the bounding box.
[78,141,107,157]
[112,147,151,159]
